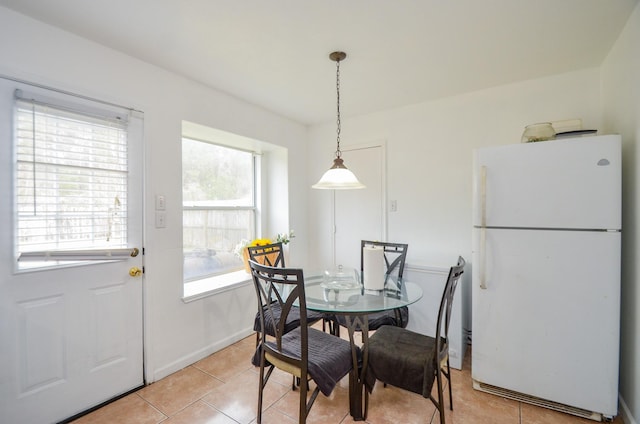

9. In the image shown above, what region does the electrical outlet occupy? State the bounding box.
[390,200,397,212]
[155,211,166,228]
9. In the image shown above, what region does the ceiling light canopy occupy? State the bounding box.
[312,51,365,190]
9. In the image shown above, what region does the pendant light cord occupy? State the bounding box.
[312,51,365,189]
[335,57,342,159]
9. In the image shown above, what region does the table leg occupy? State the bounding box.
[344,314,369,421]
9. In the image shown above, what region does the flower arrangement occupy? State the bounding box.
[235,230,295,272]
[275,230,295,245]
[234,230,295,256]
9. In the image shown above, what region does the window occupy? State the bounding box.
[182,138,257,282]
[14,91,129,269]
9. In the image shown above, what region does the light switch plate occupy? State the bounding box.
[155,195,166,211]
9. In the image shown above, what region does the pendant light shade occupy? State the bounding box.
[312,157,365,189]
[312,52,365,190]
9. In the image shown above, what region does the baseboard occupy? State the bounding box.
[150,327,253,382]
[619,395,638,424]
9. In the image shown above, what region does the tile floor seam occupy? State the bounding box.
[158,411,171,424]
[198,397,242,424]
[517,400,525,423]
[138,367,224,419]
[428,404,436,423]
[159,396,203,420]
[191,363,232,384]
[269,381,347,424]
[133,392,169,422]
[269,401,297,423]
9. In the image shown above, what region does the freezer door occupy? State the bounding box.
[471,228,620,415]
[472,135,621,230]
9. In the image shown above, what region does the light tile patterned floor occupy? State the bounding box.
[72,332,623,424]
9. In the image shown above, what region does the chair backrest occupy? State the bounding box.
[247,242,285,267]
[249,260,309,370]
[361,240,408,279]
[435,256,466,362]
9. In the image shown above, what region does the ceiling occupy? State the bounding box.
[1,0,637,125]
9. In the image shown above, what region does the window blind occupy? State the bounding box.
[14,92,129,258]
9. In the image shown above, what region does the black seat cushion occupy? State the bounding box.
[335,306,409,331]
[367,325,437,397]
[253,301,324,335]
[252,327,356,396]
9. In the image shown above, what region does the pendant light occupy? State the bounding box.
[312,51,365,190]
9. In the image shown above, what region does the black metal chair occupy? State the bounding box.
[247,242,285,267]
[366,256,465,424]
[249,261,356,424]
[248,242,323,346]
[327,240,409,336]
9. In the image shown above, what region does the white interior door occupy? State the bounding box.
[334,144,385,270]
[0,79,144,423]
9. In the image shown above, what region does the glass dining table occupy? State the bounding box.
[302,269,423,421]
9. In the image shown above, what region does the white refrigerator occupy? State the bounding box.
[471,135,621,421]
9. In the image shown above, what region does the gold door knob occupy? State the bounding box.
[129,267,143,277]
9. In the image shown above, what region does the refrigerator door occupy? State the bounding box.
[472,135,621,230]
[471,228,620,416]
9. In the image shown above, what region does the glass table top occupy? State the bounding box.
[301,270,423,314]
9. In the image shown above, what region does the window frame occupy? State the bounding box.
[181,136,262,299]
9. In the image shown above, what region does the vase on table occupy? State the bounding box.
[242,247,251,273]
[242,246,280,272]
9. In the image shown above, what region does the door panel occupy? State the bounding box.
[18,295,66,394]
[91,282,130,369]
[334,145,385,270]
[0,79,144,423]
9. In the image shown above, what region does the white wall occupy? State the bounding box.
[602,3,640,423]
[0,7,309,382]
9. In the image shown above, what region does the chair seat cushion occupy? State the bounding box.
[367,325,437,398]
[252,327,356,396]
[253,301,324,335]
[335,306,409,331]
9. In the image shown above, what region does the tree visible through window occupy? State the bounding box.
[182,138,256,281]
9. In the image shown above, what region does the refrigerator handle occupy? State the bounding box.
[480,227,487,289]
[480,165,487,227]
[479,166,487,289]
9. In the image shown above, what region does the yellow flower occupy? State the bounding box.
[249,238,272,247]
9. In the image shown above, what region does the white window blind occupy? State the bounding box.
[14,91,129,265]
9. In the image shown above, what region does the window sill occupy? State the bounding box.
[182,269,252,303]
